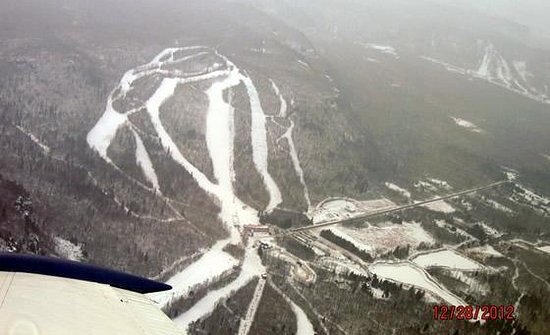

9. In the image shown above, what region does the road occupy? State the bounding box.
[289,180,509,233]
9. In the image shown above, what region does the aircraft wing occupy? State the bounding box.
[0,253,183,335]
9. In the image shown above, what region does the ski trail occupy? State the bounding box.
[15,125,50,154]
[174,243,265,333]
[148,239,238,308]
[511,262,524,317]
[271,80,311,210]
[237,276,266,335]
[281,120,311,209]
[205,62,252,242]
[131,129,160,192]
[268,281,315,335]
[270,79,287,117]
[241,73,282,213]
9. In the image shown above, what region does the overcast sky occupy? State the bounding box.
[432,0,550,37]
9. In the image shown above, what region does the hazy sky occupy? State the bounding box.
[432,0,550,36]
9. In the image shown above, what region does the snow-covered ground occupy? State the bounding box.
[332,221,435,255]
[468,244,504,258]
[384,182,411,199]
[363,43,399,58]
[434,220,474,240]
[480,196,514,214]
[289,299,316,335]
[328,227,375,253]
[148,239,239,308]
[311,199,358,223]
[89,47,295,325]
[174,242,265,332]
[427,178,452,190]
[510,183,550,216]
[54,237,83,261]
[421,42,550,105]
[477,222,503,238]
[268,282,315,335]
[241,73,282,213]
[421,200,456,213]
[319,257,365,276]
[131,129,160,191]
[450,116,484,133]
[311,197,395,223]
[369,261,466,306]
[446,270,490,295]
[411,249,483,270]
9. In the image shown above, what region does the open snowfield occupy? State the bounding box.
[411,249,483,270]
[369,262,466,306]
[332,221,435,254]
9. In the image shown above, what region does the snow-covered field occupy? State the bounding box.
[331,221,435,254]
[450,117,484,133]
[411,249,483,270]
[328,228,375,253]
[369,262,466,306]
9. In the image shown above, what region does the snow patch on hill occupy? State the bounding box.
[450,116,483,133]
[54,237,83,261]
[385,182,411,199]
